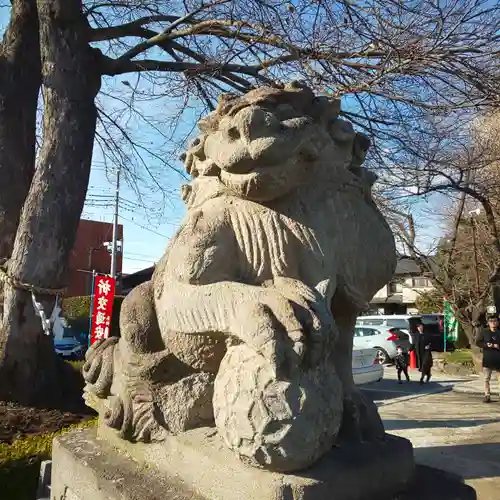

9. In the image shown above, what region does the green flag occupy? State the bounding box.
[444,297,459,341]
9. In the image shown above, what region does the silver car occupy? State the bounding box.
[54,336,85,360]
[352,348,384,385]
[353,324,411,364]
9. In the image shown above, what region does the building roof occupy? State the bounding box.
[121,265,155,292]
[395,256,437,277]
[371,295,404,304]
[126,266,155,279]
[395,257,422,276]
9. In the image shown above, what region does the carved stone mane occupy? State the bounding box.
[180,81,376,209]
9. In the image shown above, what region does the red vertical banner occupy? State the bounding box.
[90,275,116,346]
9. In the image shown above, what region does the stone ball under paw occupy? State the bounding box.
[213,344,343,472]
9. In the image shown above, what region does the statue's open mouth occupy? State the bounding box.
[223,138,317,178]
[215,143,317,202]
[204,115,316,176]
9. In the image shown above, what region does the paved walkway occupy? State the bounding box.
[362,365,472,406]
[362,367,500,500]
[453,377,499,396]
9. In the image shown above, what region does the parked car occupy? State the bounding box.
[420,313,452,350]
[356,315,420,336]
[352,347,384,385]
[421,314,444,332]
[54,335,86,360]
[356,314,450,352]
[354,324,411,364]
[72,329,90,347]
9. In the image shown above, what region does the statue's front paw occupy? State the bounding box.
[262,278,337,367]
[256,332,305,379]
[236,301,305,378]
[82,337,119,398]
[104,386,165,443]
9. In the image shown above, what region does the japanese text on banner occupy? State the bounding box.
[90,275,116,346]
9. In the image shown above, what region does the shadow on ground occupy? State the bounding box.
[412,442,500,480]
[382,465,476,500]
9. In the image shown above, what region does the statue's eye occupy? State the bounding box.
[227,127,240,141]
[276,103,296,119]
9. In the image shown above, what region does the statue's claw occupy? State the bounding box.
[82,337,119,398]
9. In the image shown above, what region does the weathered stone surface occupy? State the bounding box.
[51,427,415,500]
[51,427,203,500]
[213,342,343,471]
[82,81,399,472]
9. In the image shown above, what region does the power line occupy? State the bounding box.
[126,251,160,258]
[119,215,170,238]
[124,256,157,263]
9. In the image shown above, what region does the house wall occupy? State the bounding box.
[373,285,389,300]
[370,276,434,314]
[401,277,434,304]
[66,220,123,297]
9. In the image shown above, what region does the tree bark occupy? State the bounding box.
[0,0,41,315]
[0,0,40,260]
[0,0,101,405]
[460,321,483,372]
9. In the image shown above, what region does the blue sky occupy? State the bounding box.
[82,162,185,274]
[83,76,191,273]
[0,5,445,274]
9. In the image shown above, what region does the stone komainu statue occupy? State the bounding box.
[83,81,396,473]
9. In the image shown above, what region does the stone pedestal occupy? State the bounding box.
[51,426,414,500]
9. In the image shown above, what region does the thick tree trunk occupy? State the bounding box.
[0,0,101,405]
[459,315,483,373]
[491,275,500,317]
[0,0,41,316]
[0,0,40,260]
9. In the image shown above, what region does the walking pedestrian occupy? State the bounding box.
[476,314,500,403]
[413,322,433,385]
[394,345,410,384]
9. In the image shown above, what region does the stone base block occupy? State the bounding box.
[51,428,204,500]
[51,426,415,500]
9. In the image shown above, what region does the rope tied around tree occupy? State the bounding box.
[0,265,67,297]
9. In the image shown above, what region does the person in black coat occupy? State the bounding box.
[413,322,433,384]
[476,314,500,403]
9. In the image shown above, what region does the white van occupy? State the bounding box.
[356,315,421,336]
[357,314,445,351]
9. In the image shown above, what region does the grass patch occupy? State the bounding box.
[445,349,473,365]
[439,349,476,373]
[66,359,84,371]
[0,417,96,500]
[0,354,95,499]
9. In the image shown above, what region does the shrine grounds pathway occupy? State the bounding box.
[362,367,500,500]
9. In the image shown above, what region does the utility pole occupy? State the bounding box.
[110,167,121,278]
[87,247,97,294]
